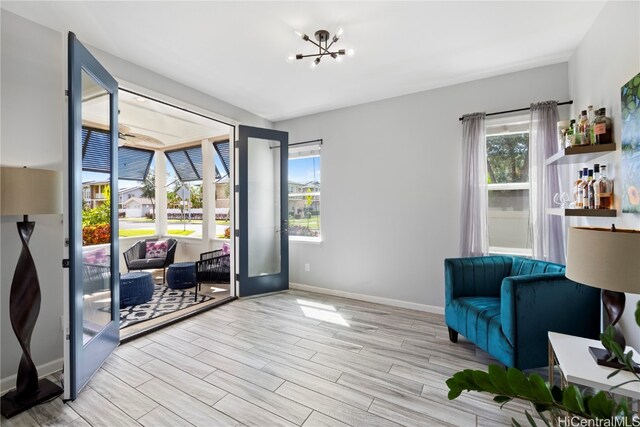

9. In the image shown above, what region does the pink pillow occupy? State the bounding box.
[221,243,230,255]
[146,240,168,259]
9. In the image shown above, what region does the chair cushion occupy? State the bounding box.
[146,240,168,259]
[128,258,167,270]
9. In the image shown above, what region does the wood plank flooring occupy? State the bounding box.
[2,290,539,426]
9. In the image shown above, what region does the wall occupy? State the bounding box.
[0,10,269,390]
[1,10,65,388]
[567,0,640,350]
[276,63,570,312]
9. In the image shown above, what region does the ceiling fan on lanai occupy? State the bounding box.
[117,124,164,147]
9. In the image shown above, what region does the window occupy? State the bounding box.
[288,142,321,240]
[486,117,531,256]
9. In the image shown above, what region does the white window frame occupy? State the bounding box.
[288,143,322,243]
[486,115,532,257]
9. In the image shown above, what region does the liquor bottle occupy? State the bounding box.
[594,108,613,144]
[578,110,590,145]
[587,165,598,209]
[583,169,593,208]
[574,169,584,208]
[595,164,614,209]
[566,119,576,146]
[587,105,596,145]
[577,167,589,208]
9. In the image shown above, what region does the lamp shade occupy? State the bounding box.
[566,227,640,294]
[1,167,62,216]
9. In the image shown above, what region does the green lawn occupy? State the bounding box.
[289,215,320,230]
[119,219,229,225]
[119,229,194,237]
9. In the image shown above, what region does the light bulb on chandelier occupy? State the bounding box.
[289,27,354,69]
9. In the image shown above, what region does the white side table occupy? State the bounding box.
[548,331,640,400]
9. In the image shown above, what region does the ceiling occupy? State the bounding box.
[2,1,606,122]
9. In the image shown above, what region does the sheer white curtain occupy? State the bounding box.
[530,101,565,263]
[459,113,488,257]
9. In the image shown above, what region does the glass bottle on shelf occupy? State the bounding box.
[583,169,593,209]
[566,119,576,147]
[578,110,589,146]
[595,164,614,209]
[587,105,596,145]
[587,164,598,209]
[573,169,584,208]
[577,167,589,208]
[594,108,613,144]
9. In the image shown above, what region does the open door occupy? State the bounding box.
[66,32,119,400]
[237,125,288,297]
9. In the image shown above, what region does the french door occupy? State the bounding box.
[66,32,119,400]
[237,125,289,296]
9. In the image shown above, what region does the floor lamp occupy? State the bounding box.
[566,226,640,371]
[1,167,63,418]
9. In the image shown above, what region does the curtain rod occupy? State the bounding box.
[458,100,573,121]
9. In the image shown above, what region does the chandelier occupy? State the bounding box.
[288,27,354,69]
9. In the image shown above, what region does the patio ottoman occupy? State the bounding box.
[120,272,154,308]
[167,262,198,291]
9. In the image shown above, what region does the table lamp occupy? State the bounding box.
[566,226,640,371]
[1,166,63,418]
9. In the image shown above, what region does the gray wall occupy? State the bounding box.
[567,0,640,350]
[0,10,270,389]
[276,63,570,311]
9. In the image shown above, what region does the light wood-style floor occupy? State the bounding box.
[2,289,539,427]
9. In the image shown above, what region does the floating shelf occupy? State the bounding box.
[545,144,616,166]
[546,208,617,217]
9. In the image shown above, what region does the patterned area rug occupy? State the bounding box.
[119,285,212,329]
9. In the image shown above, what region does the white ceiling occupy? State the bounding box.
[2,1,605,122]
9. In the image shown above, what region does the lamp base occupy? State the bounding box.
[589,347,640,374]
[1,378,63,419]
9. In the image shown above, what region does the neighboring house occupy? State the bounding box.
[288,180,320,218]
[118,185,144,210]
[122,197,154,218]
[82,180,110,209]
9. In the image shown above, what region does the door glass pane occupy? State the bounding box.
[248,138,281,276]
[81,70,112,345]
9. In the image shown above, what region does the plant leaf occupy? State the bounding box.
[472,370,499,394]
[550,385,563,403]
[507,368,531,397]
[561,385,586,414]
[512,418,523,427]
[587,391,615,418]
[525,410,537,427]
[529,374,553,403]
[489,365,514,396]
[448,388,462,400]
[494,395,512,404]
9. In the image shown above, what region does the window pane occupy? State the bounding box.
[288,154,321,239]
[488,189,531,250]
[486,132,529,183]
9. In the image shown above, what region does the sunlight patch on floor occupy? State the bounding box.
[297,299,349,327]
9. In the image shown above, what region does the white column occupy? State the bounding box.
[202,139,215,251]
[155,150,167,236]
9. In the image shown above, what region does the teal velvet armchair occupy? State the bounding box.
[444,256,601,369]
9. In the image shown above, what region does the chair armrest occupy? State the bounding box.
[123,241,143,268]
[165,240,177,266]
[444,256,513,304]
[500,273,601,351]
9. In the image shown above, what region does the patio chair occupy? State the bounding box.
[195,249,230,287]
[123,238,177,283]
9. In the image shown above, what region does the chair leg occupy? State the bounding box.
[163,268,166,284]
[448,327,458,343]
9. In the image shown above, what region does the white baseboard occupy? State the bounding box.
[289,282,445,315]
[1,358,63,394]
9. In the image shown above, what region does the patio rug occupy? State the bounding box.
[117,285,212,329]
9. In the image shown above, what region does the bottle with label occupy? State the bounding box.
[574,169,584,207]
[566,119,576,146]
[594,108,613,144]
[577,167,589,208]
[578,110,589,146]
[587,165,598,209]
[595,164,614,209]
[587,105,596,145]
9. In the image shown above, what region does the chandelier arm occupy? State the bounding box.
[296,52,339,59]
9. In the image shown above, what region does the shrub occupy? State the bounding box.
[83,224,111,245]
[289,225,319,237]
[224,227,231,239]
